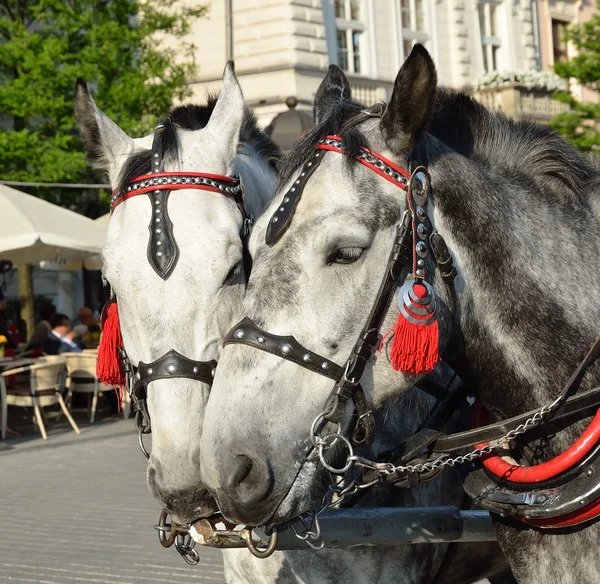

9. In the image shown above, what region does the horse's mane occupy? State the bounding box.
[116,97,281,195]
[279,88,599,206]
[428,90,599,202]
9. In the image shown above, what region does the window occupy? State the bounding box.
[399,0,428,60]
[335,0,364,74]
[478,1,501,73]
[552,19,568,63]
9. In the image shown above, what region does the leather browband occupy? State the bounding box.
[111,172,241,211]
[265,135,410,245]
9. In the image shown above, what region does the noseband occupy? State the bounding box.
[224,134,456,446]
[108,119,250,458]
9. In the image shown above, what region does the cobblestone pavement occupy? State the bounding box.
[0,416,224,584]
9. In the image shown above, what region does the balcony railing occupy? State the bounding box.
[474,85,569,121]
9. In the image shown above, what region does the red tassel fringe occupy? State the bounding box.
[97,302,126,409]
[389,284,440,375]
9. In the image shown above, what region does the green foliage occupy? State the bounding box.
[550,1,600,152]
[0,0,207,206]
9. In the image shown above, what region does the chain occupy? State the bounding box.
[311,391,565,481]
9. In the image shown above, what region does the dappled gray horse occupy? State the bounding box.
[200,45,600,583]
[199,49,518,583]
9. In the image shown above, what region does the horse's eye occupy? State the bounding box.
[224,261,243,284]
[327,247,365,265]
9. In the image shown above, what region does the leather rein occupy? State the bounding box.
[107,119,250,459]
[223,131,600,530]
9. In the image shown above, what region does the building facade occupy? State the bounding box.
[179,0,583,126]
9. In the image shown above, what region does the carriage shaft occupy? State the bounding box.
[255,506,496,549]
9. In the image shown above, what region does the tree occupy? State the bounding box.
[0,0,207,336]
[550,2,600,152]
[0,0,207,207]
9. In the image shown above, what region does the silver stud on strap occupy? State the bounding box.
[147,368,153,375]
[193,366,199,374]
[303,354,311,362]
[257,336,265,344]
[234,329,245,339]
[281,344,292,355]
[168,364,176,373]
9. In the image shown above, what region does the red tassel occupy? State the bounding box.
[390,282,440,375]
[97,302,126,408]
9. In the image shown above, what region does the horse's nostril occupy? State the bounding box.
[228,454,254,489]
[222,451,273,510]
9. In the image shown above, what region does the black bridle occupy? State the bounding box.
[224,134,456,447]
[108,119,250,459]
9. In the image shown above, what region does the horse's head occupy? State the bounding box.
[75,64,278,524]
[200,46,452,526]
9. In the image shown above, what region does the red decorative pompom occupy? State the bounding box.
[389,282,440,375]
[96,302,126,408]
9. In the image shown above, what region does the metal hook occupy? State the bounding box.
[240,527,279,559]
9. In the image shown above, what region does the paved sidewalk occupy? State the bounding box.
[0,417,224,584]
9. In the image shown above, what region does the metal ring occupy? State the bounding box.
[155,509,177,548]
[309,412,341,448]
[240,527,278,559]
[317,433,354,474]
[138,429,151,459]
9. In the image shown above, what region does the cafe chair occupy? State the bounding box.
[64,353,127,423]
[0,360,80,440]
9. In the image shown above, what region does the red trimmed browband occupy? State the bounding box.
[110,171,241,212]
[316,135,410,190]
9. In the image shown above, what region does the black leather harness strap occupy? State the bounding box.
[134,349,217,394]
[223,318,344,382]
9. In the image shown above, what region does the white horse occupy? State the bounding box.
[75,63,277,524]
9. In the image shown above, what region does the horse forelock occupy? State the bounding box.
[115,95,281,206]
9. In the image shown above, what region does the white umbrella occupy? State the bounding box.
[0,184,107,265]
[38,213,110,271]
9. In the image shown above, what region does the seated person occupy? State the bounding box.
[0,310,16,351]
[27,302,56,350]
[43,314,84,355]
[74,306,100,347]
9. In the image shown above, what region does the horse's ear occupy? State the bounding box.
[205,61,245,157]
[380,44,437,154]
[313,65,351,125]
[74,78,134,174]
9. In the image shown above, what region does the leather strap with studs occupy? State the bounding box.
[265,135,410,245]
[223,317,344,382]
[133,349,217,397]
